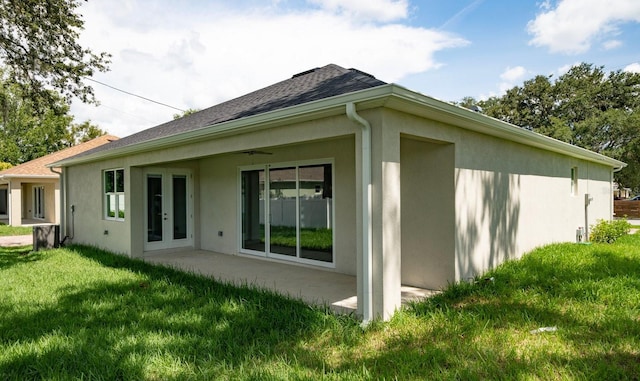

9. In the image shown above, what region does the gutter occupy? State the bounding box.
[346,102,373,326]
[50,84,625,172]
[0,174,58,179]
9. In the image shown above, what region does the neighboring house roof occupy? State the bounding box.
[53,64,626,171]
[0,135,119,179]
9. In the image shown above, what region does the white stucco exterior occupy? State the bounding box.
[57,84,624,321]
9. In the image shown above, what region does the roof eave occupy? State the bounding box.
[0,174,59,179]
[53,83,626,171]
[52,85,393,167]
[384,85,626,171]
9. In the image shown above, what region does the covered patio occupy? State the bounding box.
[143,249,437,314]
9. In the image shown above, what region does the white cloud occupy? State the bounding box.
[603,39,622,50]
[527,0,640,54]
[500,66,527,82]
[497,66,527,94]
[72,1,467,137]
[624,63,640,73]
[556,62,580,75]
[309,0,409,22]
[539,0,552,11]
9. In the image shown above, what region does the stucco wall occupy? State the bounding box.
[66,116,360,269]
[9,181,20,226]
[384,109,614,285]
[65,160,131,255]
[64,105,615,296]
[454,129,612,281]
[6,179,58,224]
[400,136,455,289]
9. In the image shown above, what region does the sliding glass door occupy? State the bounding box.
[269,167,297,257]
[298,164,333,262]
[241,169,265,252]
[240,161,333,265]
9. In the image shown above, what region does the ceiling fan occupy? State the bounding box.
[240,150,273,156]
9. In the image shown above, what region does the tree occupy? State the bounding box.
[0,0,110,108]
[69,119,106,144]
[466,63,640,192]
[0,72,106,165]
[173,108,199,120]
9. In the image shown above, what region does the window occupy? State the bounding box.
[33,186,45,219]
[571,167,578,196]
[0,187,7,216]
[104,169,125,220]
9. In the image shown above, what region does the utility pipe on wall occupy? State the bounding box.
[584,193,593,241]
[346,102,373,326]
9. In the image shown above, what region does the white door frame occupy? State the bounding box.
[143,168,194,251]
[237,159,335,268]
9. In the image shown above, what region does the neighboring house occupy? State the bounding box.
[52,64,625,321]
[0,135,118,226]
[613,183,632,199]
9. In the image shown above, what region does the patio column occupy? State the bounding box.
[370,122,402,320]
[9,180,21,226]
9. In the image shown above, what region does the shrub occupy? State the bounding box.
[589,219,632,243]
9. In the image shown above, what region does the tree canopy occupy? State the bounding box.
[0,72,106,165]
[0,0,110,107]
[459,63,640,192]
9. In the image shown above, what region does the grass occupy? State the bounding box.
[0,223,32,236]
[265,225,333,251]
[1,235,640,380]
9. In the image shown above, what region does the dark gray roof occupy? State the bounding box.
[75,64,387,158]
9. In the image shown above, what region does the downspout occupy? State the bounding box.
[346,102,373,326]
[50,166,72,245]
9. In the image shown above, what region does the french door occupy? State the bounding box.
[240,161,334,266]
[144,169,193,250]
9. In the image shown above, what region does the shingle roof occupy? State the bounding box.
[0,135,119,178]
[71,64,387,159]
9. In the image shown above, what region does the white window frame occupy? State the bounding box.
[104,168,125,221]
[238,158,335,268]
[571,166,578,196]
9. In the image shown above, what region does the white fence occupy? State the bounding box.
[260,198,333,229]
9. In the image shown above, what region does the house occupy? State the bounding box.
[0,135,118,226]
[52,64,625,321]
[613,183,632,199]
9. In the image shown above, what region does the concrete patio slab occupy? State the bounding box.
[143,249,438,315]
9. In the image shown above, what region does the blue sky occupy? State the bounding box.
[72,0,640,137]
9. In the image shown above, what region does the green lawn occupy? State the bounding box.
[0,224,32,236]
[1,235,640,380]
[268,225,333,251]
